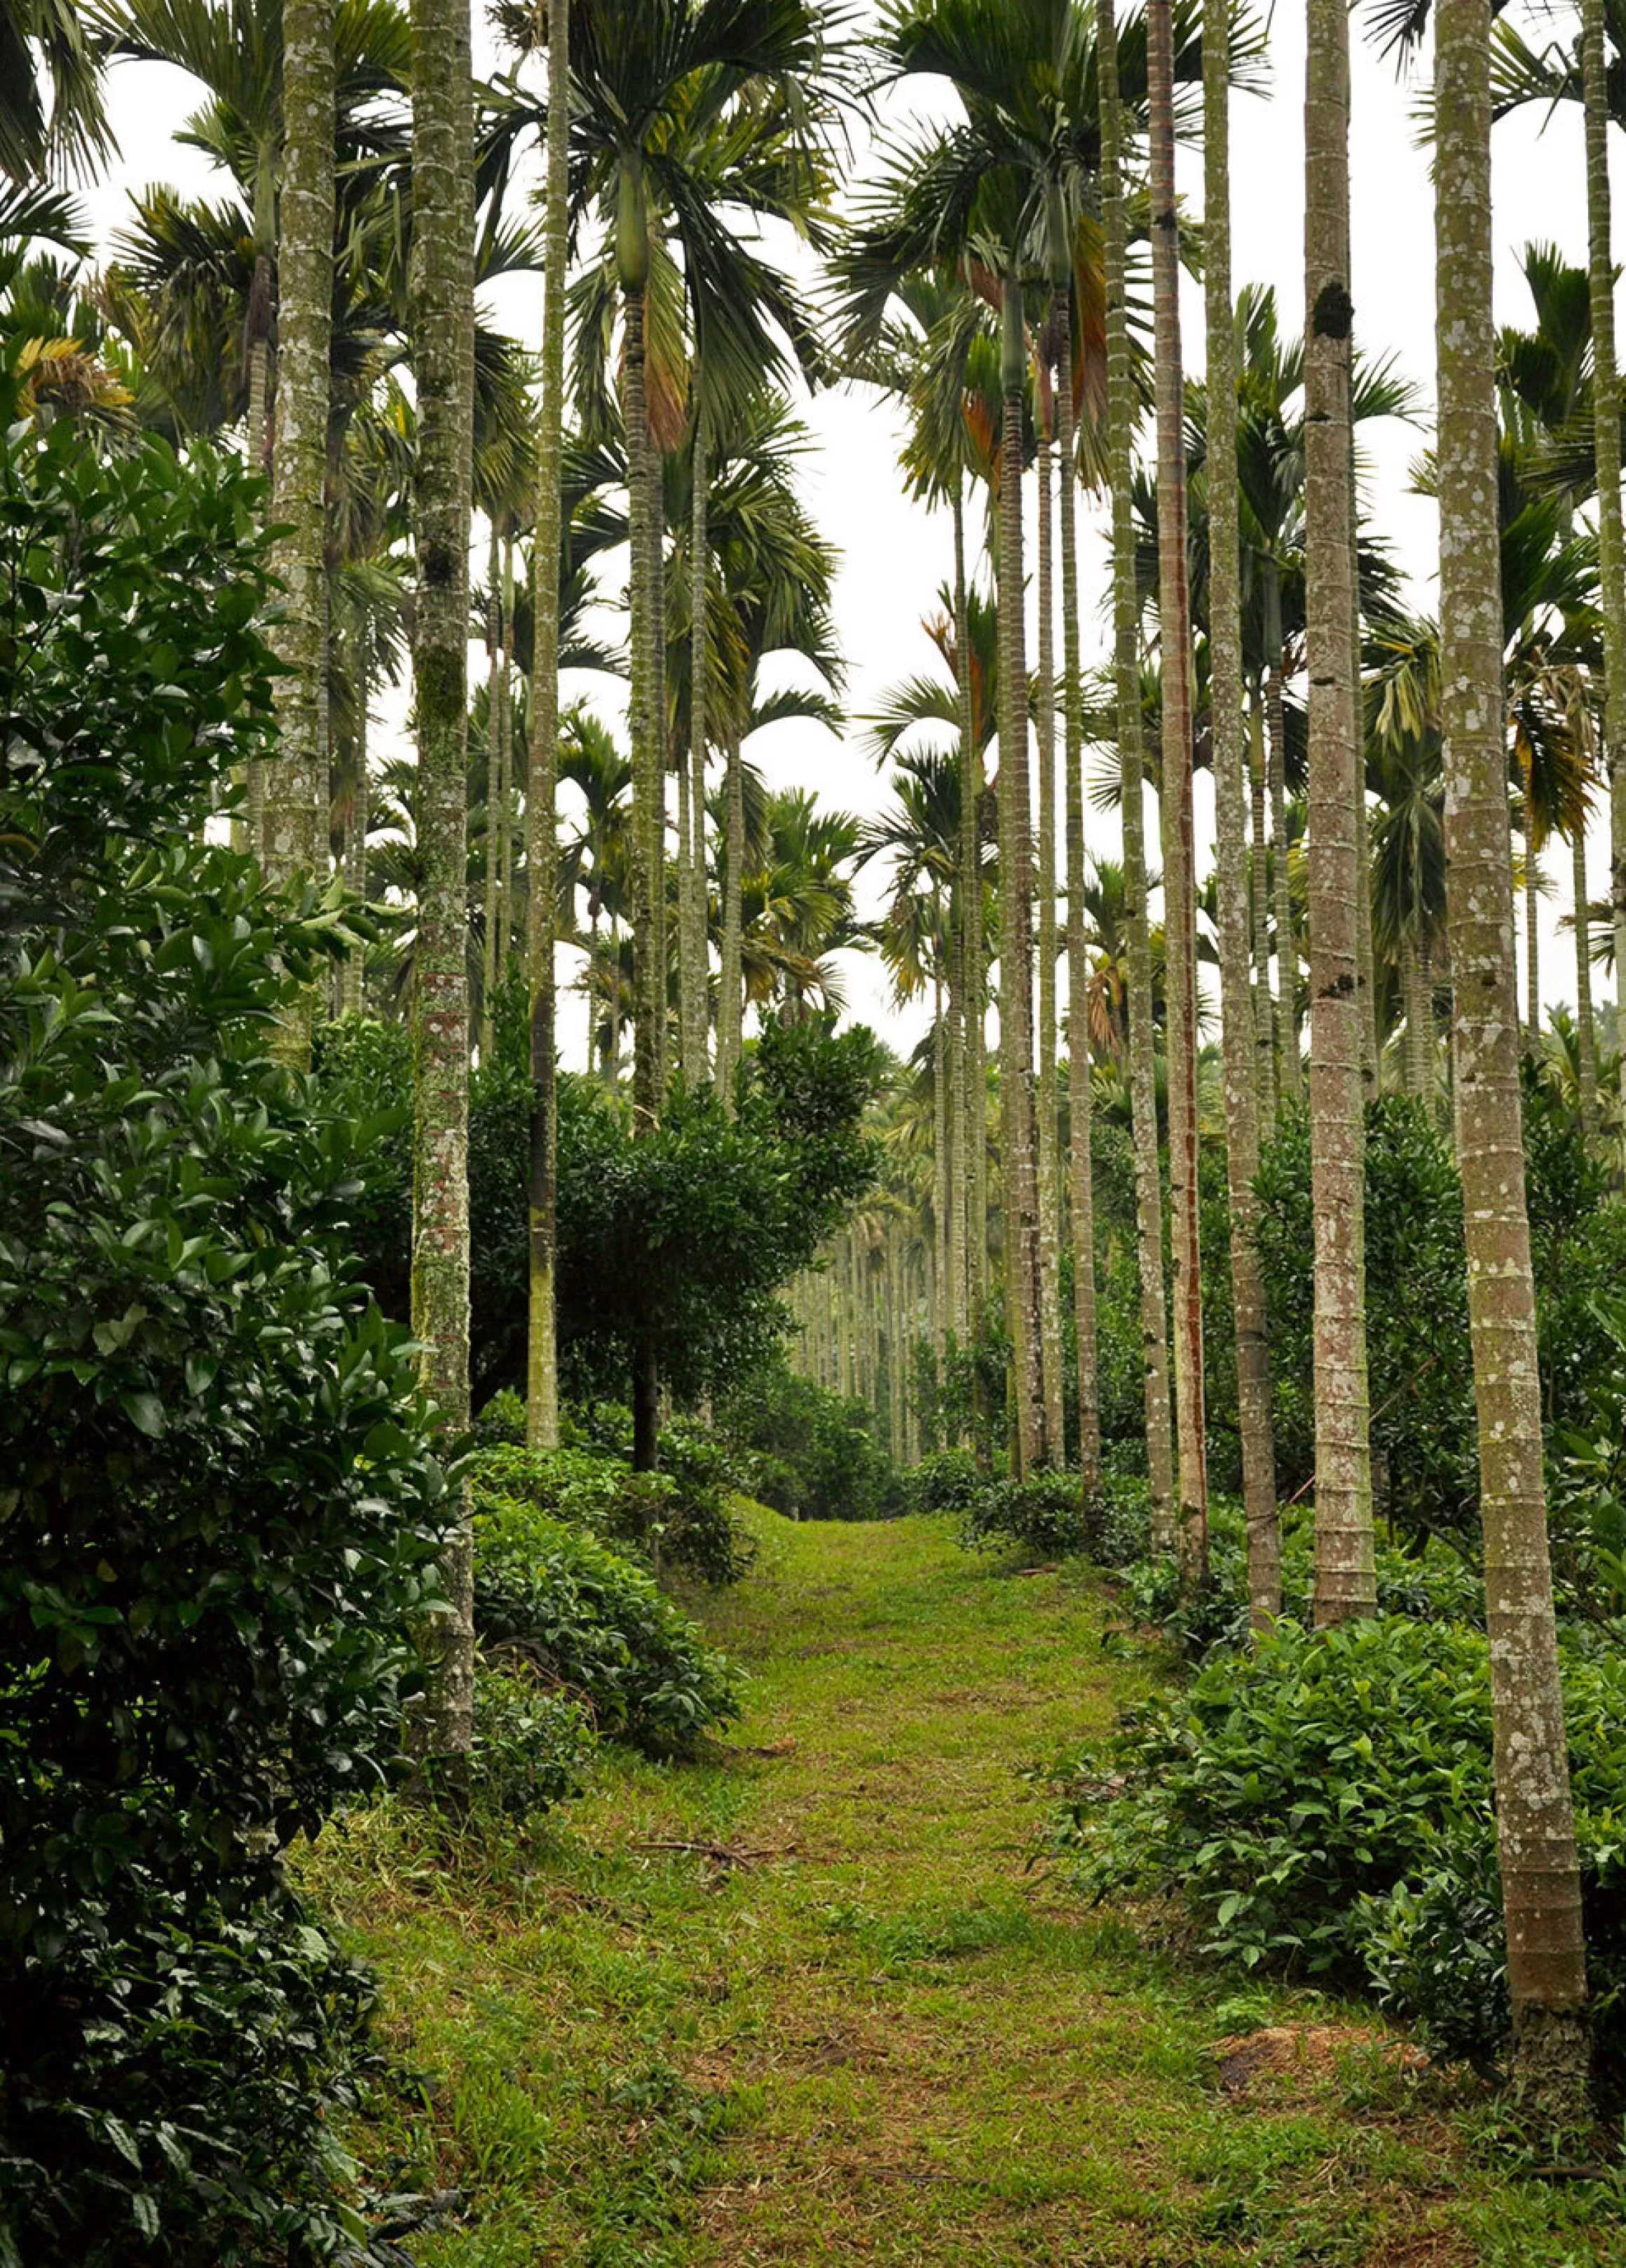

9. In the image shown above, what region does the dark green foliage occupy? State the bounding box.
[1055,1619,1626,2072]
[903,1447,982,1515]
[718,1359,901,1519]
[0,428,450,2264]
[1255,1088,1626,1547]
[472,1485,742,1753]
[471,1433,756,1589]
[329,1008,879,1419]
[1110,1503,1485,1657]
[959,1471,1091,1561]
[463,1661,596,1817]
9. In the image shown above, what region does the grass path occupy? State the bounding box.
[309,1510,1623,2267]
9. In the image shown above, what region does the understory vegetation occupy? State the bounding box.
[11,0,1626,2254]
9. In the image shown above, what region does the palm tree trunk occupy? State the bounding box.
[1266,592,1302,1101]
[1305,0,1375,1623]
[498,531,515,988]
[623,267,662,1130]
[648,444,669,1100]
[1436,0,1590,2112]
[996,268,1048,1475]
[1526,850,1541,1049]
[263,0,334,1066]
[1059,301,1102,1498]
[1034,425,1067,1459]
[1580,0,1626,1138]
[1573,819,1599,1133]
[526,0,568,1456]
[954,483,988,1380]
[243,320,274,859]
[933,955,949,1366]
[1148,0,1207,1583]
[481,521,503,1061]
[1101,0,1175,1543]
[1402,924,1427,1096]
[409,0,476,1760]
[684,389,710,1081]
[718,725,744,1109]
[1250,688,1277,1130]
[1205,0,1278,1628]
[342,645,368,1018]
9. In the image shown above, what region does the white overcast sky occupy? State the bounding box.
[76,1,1613,1064]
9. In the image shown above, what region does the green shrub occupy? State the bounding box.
[905,1447,982,1515]
[0,426,450,2266]
[471,1437,755,1590]
[720,1360,901,1520]
[961,1470,1089,1560]
[1056,1617,1626,2070]
[1110,1502,1484,1658]
[462,1658,595,1817]
[472,1386,528,1449]
[472,1490,742,1753]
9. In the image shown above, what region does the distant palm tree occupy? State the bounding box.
[1,0,110,182]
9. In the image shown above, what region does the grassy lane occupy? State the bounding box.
[307,1510,1625,2267]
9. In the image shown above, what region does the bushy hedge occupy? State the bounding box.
[1055,1616,1626,2074]
[468,1426,756,1590]
[472,1484,742,1753]
[0,426,450,2265]
[958,1470,1092,1560]
[719,1360,901,1520]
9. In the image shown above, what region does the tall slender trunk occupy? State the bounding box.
[409,0,476,1758]
[1148,0,1207,1582]
[264,0,334,1067]
[1573,819,1599,1133]
[954,484,988,1372]
[481,521,503,1061]
[342,645,368,1018]
[932,954,949,1366]
[1034,425,1067,1456]
[1402,924,1427,1097]
[1205,0,1278,1627]
[1101,0,1175,1541]
[1266,573,1303,1100]
[684,389,710,1081]
[718,727,744,1108]
[1580,0,1626,1134]
[498,532,515,988]
[243,319,274,859]
[648,444,669,1100]
[1305,0,1374,1623]
[526,0,568,1455]
[623,266,662,1130]
[1436,0,1590,2112]
[1059,301,1102,1497]
[996,271,1048,1473]
[1526,849,1542,1049]
[1249,688,1277,1130]
[946,902,967,1357]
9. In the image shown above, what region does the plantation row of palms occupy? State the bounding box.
[8,0,1626,2117]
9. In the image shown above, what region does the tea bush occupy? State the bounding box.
[472,1487,742,1752]
[1055,1617,1626,2070]
[960,1470,1091,1560]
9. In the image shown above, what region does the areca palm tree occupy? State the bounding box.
[1303,0,1374,1623]
[1201,0,1274,1623]
[406,0,476,1760]
[526,0,569,1451]
[1145,0,1206,1578]
[554,0,838,1140]
[1098,0,1173,1537]
[1434,0,1590,2115]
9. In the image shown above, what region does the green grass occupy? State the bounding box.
[300,1508,1626,2265]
